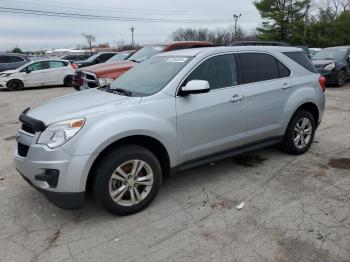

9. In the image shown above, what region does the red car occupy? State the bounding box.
[73,41,213,90]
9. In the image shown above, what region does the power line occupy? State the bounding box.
[0,0,260,16]
[0,7,266,23]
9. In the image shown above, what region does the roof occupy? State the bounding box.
[157,46,303,57]
[325,46,350,49]
[231,41,290,47]
[146,41,213,47]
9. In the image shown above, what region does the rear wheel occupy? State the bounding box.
[6,79,23,91]
[93,145,162,215]
[64,75,73,87]
[336,70,346,87]
[281,110,316,155]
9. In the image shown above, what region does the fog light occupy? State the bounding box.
[35,169,59,188]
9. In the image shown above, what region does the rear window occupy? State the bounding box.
[239,53,280,84]
[283,51,317,73]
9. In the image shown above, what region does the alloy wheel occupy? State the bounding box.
[108,160,154,207]
[293,118,313,149]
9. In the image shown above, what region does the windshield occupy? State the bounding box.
[312,49,347,60]
[109,56,192,96]
[127,46,165,63]
[84,53,100,62]
[106,52,131,63]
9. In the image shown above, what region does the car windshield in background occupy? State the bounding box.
[84,53,100,62]
[109,56,192,96]
[106,52,130,63]
[312,49,347,60]
[127,46,165,63]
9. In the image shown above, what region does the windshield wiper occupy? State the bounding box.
[110,88,133,96]
[129,59,140,63]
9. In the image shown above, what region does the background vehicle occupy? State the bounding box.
[73,41,213,90]
[0,53,31,72]
[312,46,350,87]
[15,46,325,215]
[73,52,117,68]
[309,48,322,58]
[0,59,76,90]
[105,50,137,63]
[60,54,91,63]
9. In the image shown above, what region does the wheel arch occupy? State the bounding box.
[6,78,24,89]
[86,135,171,192]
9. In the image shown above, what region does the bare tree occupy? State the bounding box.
[82,34,96,55]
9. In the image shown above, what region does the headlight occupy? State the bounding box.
[98,78,113,86]
[324,62,336,71]
[37,118,85,148]
[0,73,12,77]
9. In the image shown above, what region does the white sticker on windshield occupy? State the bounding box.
[166,57,188,63]
[153,47,163,51]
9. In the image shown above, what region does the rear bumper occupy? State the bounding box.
[18,170,84,210]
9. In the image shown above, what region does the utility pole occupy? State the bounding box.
[130,26,135,47]
[233,14,242,41]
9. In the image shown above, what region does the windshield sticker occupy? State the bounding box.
[166,57,188,63]
[153,47,163,51]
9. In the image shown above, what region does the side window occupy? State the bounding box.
[277,60,291,78]
[239,53,280,84]
[0,56,11,63]
[49,61,66,68]
[27,61,49,71]
[185,54,237,90]
[10,56,24,63]
[98,54,114,62]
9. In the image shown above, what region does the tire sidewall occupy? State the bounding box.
[283,110,316,155]
[337,71,345,87]
[94,145,162,215]
[7,79,23,91]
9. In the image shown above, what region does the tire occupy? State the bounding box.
[93,145,162,215]
[64,75,73,87]
[6,79,23,91]
[336,70,346,87]
[281,110,316,155]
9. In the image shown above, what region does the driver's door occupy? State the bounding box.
[22,61,49,86]
[176,54,247,164]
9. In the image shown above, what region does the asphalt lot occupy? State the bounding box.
[0,85,350,262]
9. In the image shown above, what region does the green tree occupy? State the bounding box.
[254,0,311,42]
[11,47,22,53]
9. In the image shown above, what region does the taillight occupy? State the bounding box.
[71,63,78,69]
[319,76,326,92]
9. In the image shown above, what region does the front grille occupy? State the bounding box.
[85,73,96,81]
[75,71,83,78]
[18,143,29,157]
[21,123,35,134]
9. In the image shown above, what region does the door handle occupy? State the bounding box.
[230,95,244,103]
[282,83,292,89]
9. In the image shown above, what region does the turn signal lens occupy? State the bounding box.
[319,76,326,92]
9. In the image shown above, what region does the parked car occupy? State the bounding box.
[312,46,350,87]
[73,52,118,68]
[60,54,91,63]
[309,48,322,58]
[72,41,213,90]
[231,41,290,46]
[105,50,137,63]
[0,53,31,72]
[0,59,76,90]
[15,46,325,215]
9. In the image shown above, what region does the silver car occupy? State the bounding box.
[14,46,326,215]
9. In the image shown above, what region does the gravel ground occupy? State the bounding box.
[0,85,349,262]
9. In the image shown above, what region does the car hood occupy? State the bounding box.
[26,89,141,125]
[312,59,337,67]
[81,61,136,78]
[0,69,18,74]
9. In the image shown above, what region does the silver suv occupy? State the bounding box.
[14,46,325,215]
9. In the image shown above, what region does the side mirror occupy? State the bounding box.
[26,68,32,74]
[180,80,210,96]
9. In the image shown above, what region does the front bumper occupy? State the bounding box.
[0,78,8,88]
[14,130,92,210]
[318,70,338,84]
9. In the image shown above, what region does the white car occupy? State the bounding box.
[0,59,76,90]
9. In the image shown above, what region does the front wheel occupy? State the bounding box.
[336,71,346,87]
[93,145,162,215]
[6,79,23,91]
[281,110,316,155]
[64,75,73,87]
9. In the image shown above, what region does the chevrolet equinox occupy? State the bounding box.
[14,46,326,215]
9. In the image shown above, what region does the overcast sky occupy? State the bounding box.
[0,0,262,51]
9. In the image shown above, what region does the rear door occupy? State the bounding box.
[237,52,292,143]
[48,61,68,84]
[176,53,247,163]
